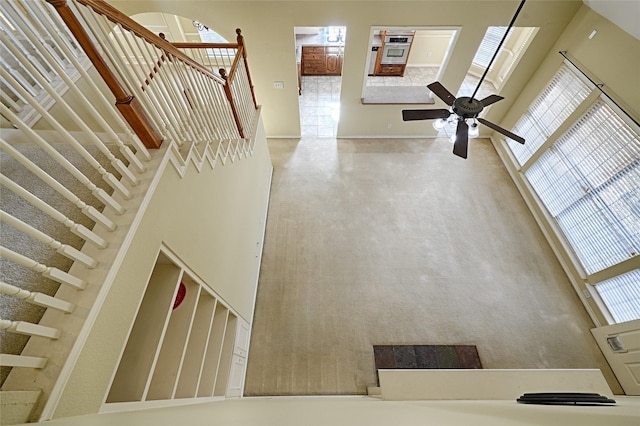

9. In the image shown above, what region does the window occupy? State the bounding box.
[507,63,640,323]
[460,27,537,99]
[595,270,640,323]
[525,100,640,274]
[507,65,591,165]
[472,27,510,69]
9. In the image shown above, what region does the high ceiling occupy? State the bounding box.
[583,0,640,40]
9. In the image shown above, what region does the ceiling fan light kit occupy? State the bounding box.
[402,0,527,159]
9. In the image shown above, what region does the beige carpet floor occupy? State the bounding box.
[243,136,621,396]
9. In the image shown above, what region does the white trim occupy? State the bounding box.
[99,396,225,414]
[39,143,173,421]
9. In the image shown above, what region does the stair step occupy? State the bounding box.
[0,390,42,425]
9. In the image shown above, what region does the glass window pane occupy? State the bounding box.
[507,64,591,165]
[525,99,640,274]
[595,270,640,323]
[472,27,509,68]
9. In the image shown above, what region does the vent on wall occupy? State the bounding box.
[606,335,627,353]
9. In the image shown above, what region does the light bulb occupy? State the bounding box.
[433,119,447,130]
[468,123,480,138]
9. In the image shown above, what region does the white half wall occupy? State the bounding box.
[51,114,273,419]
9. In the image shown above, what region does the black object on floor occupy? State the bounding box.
[516,392,616,405]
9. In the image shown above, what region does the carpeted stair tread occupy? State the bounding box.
[0,141,127,385]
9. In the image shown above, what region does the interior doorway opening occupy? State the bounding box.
[295,26,346,137]
[362,27,458,104]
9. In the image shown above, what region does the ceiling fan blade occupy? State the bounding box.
[477,117,525,144]
[427,81,456,106]
[453,120,469,159]
[480,94,504,107]
[402,109,451,121]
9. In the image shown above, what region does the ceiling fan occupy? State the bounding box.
[402,0,527,159]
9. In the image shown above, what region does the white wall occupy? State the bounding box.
[51,116,273,418]
[109,0,584,138]
[406,30,454,66]
[25,396,640,426]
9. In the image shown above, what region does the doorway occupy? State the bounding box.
[295,26,346,137]
[362,27,458,104]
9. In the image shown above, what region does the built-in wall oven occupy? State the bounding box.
[381,35,413,64]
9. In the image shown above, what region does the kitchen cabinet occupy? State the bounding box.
[373,30,413,77]
[325,46,343,75]
[377,64,406,76]
[301,45,343,76]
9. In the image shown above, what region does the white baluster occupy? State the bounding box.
[0,211,98,268]
[0,246,86,290]
[113,24,182,146]
[24,0,83,59]
[141,47,200,144]
[0,354,47,369]
[0,174,108,249]
[0,60,38,98]
[0,281,75,313]
[0,105,125,215]
[174,61,216,143]
[0,89,22,113]
[0,139,116,231]
[96,15,180,149]
[190,71,220,140]
[2,2,56,82]
[0,319,61,340]
[23,0,151,163]
[0,68,132,200]
[1,37,139,186]
[196,69,233,140]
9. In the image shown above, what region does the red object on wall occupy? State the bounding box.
[173,283,186,309]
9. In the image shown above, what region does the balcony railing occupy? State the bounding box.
[0,0,259,421]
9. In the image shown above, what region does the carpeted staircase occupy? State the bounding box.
[0,136,125,385]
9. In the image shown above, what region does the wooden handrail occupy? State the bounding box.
[71,0,225,84]
[172,28,258,136]
[50,0,255,142]
[172,30,257,110]
[170,42,240,49]
[46,0,163,149]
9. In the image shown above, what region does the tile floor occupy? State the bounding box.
[298,76,342,137]
[298,67,498,138]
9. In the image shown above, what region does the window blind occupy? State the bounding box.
[496,27,536,82]
[507,65,591,165]
[472,27,510,69]
[525,99,640,274]
[595,270,640,323]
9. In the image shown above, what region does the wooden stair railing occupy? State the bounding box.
[171,28,259,140]
[46,0,163,149]
[46,0,257,146]
[171,28,258,110]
